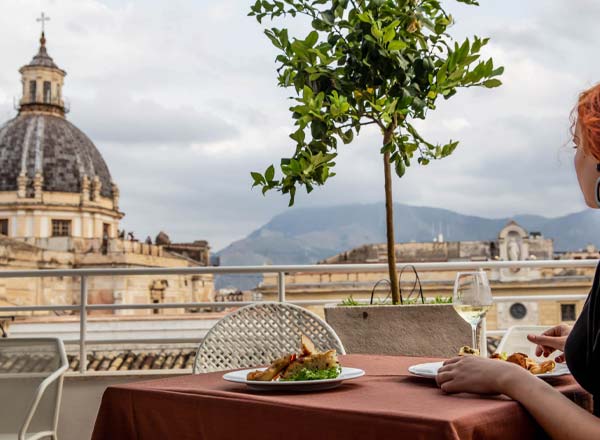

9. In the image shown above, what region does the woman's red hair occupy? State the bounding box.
[575,84,600,161]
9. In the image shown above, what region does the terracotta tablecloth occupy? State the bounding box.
[91,354,590,440]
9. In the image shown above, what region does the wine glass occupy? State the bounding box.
[453,271,493,354]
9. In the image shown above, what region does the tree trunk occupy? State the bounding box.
[383,131,400,304]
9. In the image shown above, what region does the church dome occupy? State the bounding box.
[0,113,114,198]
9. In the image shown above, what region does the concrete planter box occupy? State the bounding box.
[324,303,472,358]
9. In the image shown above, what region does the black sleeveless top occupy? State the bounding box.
[565,263,600,416]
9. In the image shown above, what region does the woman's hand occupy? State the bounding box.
[526,325,571,362]
[436,355,530,395]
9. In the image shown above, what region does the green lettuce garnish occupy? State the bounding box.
[281,365,342,381]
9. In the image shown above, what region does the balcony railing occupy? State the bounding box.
[0,258,596,373]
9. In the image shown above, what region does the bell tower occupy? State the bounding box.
[18,13,67,117]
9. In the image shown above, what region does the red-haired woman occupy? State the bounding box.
[437,84,600,437]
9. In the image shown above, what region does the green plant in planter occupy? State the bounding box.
[249,0,503,304]
[340,294,451,306]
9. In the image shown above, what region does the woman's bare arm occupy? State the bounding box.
[502,368,600,440]
[437,356,600,439]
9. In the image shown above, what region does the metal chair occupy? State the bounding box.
[0,338,68,440]
[495,325,551,360]
[193,302,346,373]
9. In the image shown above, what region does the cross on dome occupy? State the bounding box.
[36,12,50,35]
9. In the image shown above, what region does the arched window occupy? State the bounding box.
[29,80,37,102]
[43,81,51,103]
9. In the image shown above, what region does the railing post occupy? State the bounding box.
[79,275,88,374]
[277,272,286,302]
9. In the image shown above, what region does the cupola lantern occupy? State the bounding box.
[18,13,67,117]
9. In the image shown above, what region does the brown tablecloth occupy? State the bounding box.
[91,354,590,440]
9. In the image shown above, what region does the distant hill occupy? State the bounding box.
[215,203,600,289]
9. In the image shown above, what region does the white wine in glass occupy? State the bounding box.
[453,271,492,353]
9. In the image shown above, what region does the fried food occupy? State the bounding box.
[246,334,341,382]
[301,334,316,356]
[492,352,556,375]
[459,346,480,356]
[525,357,537,370]
[280,350,338,380]
[246,355,293,381]
[529,360,556,375]
[459,347,557,375]
[506,352,528,369]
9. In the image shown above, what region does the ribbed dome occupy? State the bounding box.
[0,113,113,198]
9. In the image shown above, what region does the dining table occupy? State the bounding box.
[91,354,591,440]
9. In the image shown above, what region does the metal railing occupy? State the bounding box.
[0,258,596,373]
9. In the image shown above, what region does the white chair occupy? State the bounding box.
[194,302,346,373]
[0,338,68,440]
[495,325,552,361]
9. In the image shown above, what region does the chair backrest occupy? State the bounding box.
[0,337,68,437]
[194,302,346,373]
[495,325,551,361]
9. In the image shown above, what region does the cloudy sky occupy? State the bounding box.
[0,0,596,250]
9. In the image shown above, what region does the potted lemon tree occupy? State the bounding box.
[250,0,502,357]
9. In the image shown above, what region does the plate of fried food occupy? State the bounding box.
[408,346,570,379]
[223,334,364,391]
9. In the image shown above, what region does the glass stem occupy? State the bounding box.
[471,323,478,352]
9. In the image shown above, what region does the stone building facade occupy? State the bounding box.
[0,32,213,316]
[260,221,596,330]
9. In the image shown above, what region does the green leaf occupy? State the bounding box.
[290,128,305,143]
[264,29,282,49]
[483,79,502,88]
[265,165,275,181]
[357,11,371,23]
[441,141,459,157]
[251,172,265,186]
[312,18,329,31]
[321,10,334,24]
[388,40,407,51]
[371,23,383,39]
[491,66,505,76]
[383,27,395,43]
[341,129,353,144]
[288,186,296,206]
[305,30,319,48]
[311,120,327,139]
[395,160,406,178]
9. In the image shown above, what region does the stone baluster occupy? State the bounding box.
[33,172,43,200]
[17,172,28,198]
[92,176,101,201]
[81,175,90,204]
[111,182,120,210]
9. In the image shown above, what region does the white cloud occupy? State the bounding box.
[72,94,237,144]
[0,0,597,250]
[441,118,470,132]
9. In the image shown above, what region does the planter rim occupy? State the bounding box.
[324,303,454,309]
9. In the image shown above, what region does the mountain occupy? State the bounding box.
[215,203,600,289]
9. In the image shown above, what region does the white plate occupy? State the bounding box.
[223,367,365,392]
[408,361,571,379]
